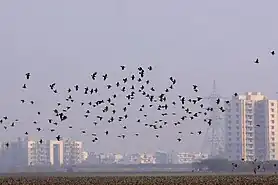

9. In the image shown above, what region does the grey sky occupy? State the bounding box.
[0,0,278,154]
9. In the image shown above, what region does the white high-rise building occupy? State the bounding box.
[225,92,278,161]
[63,139,84,165]
[27,139,64,166]
[0,137,85,167]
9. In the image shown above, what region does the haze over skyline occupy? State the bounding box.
[0,0,278,154]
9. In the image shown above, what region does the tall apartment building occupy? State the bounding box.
[225,92,278,161]
[28,139,64,166]
[0,137,85,167]
[63,139,84,165]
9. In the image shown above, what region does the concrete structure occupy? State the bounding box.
[63,139,83,165]
[139,153,155,164]
[98,153,116,164]
[26,139,64,166]
[225,92,278,161]
[176,152,209,164]
[49,140,64,166]
[154,151,169,164]
[0,137,29,168]
[82,151,88,161]
[0,137,85,168]
[114,154,123,163]
[128,153,141,164]
[83,152,101,164]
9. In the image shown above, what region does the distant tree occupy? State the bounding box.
[192,158,231,172]
[193,158,278,173]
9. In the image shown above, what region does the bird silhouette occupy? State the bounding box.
[91,72,97,80]
[25,73,31,80]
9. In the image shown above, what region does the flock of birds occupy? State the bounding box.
[254,50,275,63]
[2,65,227,148]
[0,49,277,173]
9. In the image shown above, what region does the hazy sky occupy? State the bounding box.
[0,0,278,154]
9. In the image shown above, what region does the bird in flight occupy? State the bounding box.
[120,66,126,70]
[25,73,31,80]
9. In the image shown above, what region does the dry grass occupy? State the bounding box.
[1,175,278,185]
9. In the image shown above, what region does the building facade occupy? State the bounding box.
[63,139,84,165]
[225,92,278,161]
[0,137,85,168]
[139,153,155,164]
[176,152,209,164]
[154,151,169,164]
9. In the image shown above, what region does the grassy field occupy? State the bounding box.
[0,174,278,185]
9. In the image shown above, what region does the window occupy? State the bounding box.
[272,143,275,147]
[272,126,275,130]
[271,120,275,124]
[271,102,275,106]
[271,114,275,118]
[272,149,275,153]
[272,132,275,136]
[247,121,252,125]
[271,108,275,112]
[272,137,275,141]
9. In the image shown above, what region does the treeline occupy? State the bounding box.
[192,158,278,172]
[74,163,192,169]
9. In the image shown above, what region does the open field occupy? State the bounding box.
[0,171,275,177]
[1,173,278,185]
[0,172,274,177]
